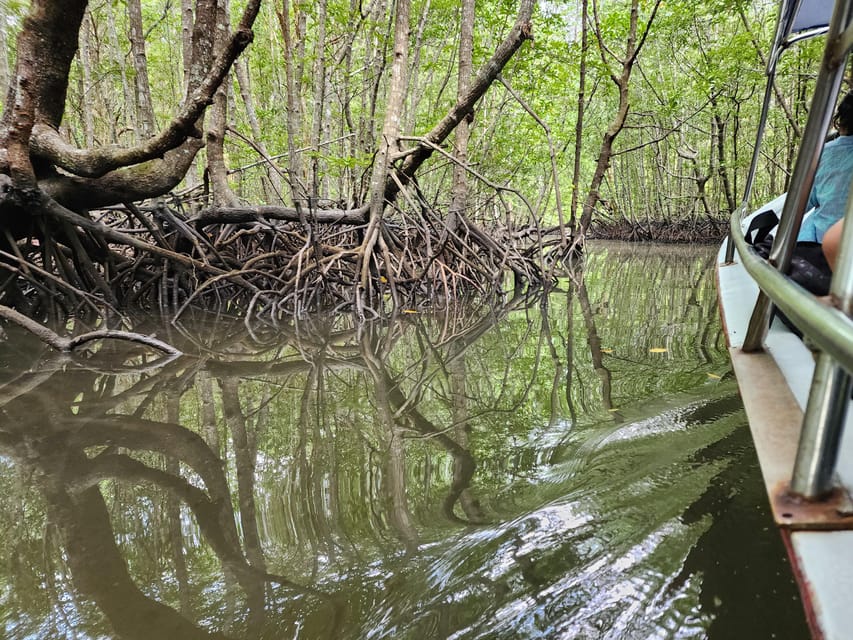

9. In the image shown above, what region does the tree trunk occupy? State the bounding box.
[0,3,9,93]
[310,0,329,204]
[180,0,201,205]
[279,0,306,205]
[448,0,475,234]
[570,0,589,233]
[127,0,156,138]
[575,0,662,247]
[0,0,87,188]
[206,0,240,207]
[404,0,432,136]
[711,96,737,215]
[234,58,283,204]
[359,0,412,290]
[105,0,134,144]
[78,8,96,147]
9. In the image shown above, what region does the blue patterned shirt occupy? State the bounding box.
[800,134,853,242]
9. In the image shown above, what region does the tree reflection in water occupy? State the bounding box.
[0,244,808,639]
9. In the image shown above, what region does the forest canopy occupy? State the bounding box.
[0,0,829,327]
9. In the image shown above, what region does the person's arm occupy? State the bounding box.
[823,218,843,271]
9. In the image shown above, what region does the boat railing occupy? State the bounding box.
[729,0,853,499]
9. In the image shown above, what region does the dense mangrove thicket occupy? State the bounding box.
[0,0,827,328]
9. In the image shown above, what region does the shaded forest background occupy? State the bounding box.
[0,0,828,323]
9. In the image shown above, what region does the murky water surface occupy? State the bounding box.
[0,243,807,639]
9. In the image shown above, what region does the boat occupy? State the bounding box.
[716,1,853,638]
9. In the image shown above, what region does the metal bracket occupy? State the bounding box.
[772,481,853,529]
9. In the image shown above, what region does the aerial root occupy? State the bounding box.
[0,193,565,327]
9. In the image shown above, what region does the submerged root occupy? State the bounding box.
[0,303,181,355]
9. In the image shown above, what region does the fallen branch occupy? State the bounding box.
[191,204,369,227]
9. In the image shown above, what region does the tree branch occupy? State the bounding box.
[384,0,536,202]
[30,0,262,180]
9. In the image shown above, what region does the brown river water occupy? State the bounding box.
[0,242,808,639]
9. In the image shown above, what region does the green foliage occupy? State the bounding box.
[0,0,827,228]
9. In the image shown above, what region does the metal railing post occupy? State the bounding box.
[791,353,852,496]
[726,77,779,264]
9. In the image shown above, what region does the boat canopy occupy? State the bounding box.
[787,0,833,33]
[770,0,835,67]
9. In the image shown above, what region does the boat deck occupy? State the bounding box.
[717,242,853,640]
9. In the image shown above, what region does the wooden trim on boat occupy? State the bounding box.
[729,347,803,524]
[730,347,853,528]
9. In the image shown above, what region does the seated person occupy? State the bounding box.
[804,91,853,254]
